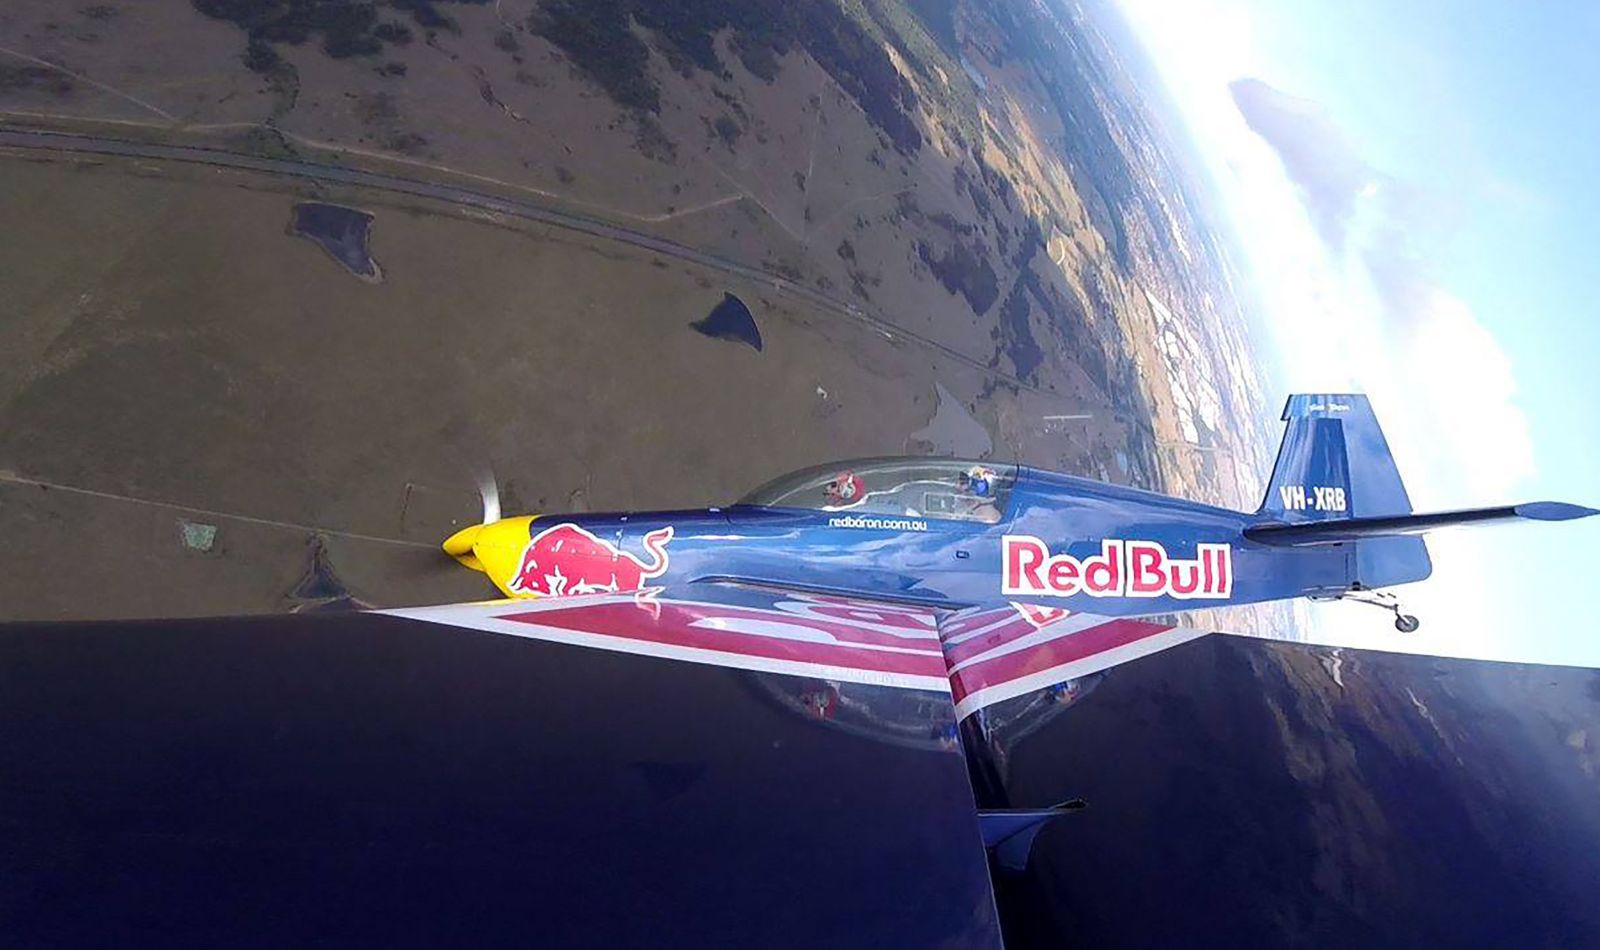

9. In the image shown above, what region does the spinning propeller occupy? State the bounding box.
[440,469,539,596]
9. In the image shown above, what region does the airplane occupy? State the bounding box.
[443,393,1597,634]
[2,393,1594,946]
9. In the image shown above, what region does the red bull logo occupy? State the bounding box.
[1002,536,1232,600]
[509,523,675,596]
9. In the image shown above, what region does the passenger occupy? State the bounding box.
[957,466,1002,523]
[964,465,997,497]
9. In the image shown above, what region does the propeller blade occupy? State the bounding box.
[478,470,501,525]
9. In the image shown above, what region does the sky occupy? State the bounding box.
[1110,0,1600,665]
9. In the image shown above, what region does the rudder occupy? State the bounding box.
[1258,394,1430,588]
[1259,394,1412,521]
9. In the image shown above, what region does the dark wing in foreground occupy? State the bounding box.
[0,586,1001,948]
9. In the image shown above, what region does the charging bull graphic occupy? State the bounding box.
[508,523,675,597]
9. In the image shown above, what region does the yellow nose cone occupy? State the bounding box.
[443,524,485,566]
[442,515,538,596]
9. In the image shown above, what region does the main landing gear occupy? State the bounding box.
[1317,587,1421,633]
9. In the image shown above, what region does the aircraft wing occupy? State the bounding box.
[388,586,1212,723]
[0,586,1003,947]
[934,601,1211,720]
[0,581,1218,943]
[394,588,1218,853]
[385,587,954,693]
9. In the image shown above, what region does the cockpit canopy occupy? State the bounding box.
[739,458,1017,524]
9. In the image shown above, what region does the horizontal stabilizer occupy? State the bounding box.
[979,801,1086,872]
[1246,502,1600,547]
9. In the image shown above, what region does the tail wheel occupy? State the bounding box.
[1395,614,1420,633]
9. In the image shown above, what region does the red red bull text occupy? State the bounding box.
[510,523,674,596]
[1001,536,1232,600]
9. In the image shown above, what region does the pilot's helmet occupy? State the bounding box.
[966,466,995,497]
[825,471,861,502]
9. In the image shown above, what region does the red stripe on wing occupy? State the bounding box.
[500,601,950,679]
[948,617,1173,707]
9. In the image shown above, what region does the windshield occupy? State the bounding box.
[740,458,1016,524]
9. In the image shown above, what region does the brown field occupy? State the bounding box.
[0,0,1278,626]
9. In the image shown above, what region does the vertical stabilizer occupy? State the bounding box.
[1258,394,1430,588]
[1259,394,1412,521]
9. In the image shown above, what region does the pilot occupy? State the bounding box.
[824,471,864,508]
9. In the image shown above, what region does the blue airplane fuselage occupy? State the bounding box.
[524,464,1420,617]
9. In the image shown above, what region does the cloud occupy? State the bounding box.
[1400,287,1536,499]
[1115,0,1585,665]
[1226,77,1536,501]
[1228,78,1376,247]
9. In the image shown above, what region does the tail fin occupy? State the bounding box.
[1255,395,1598,591]
[1259,394,1412,521]
[1258,394,1430,588]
